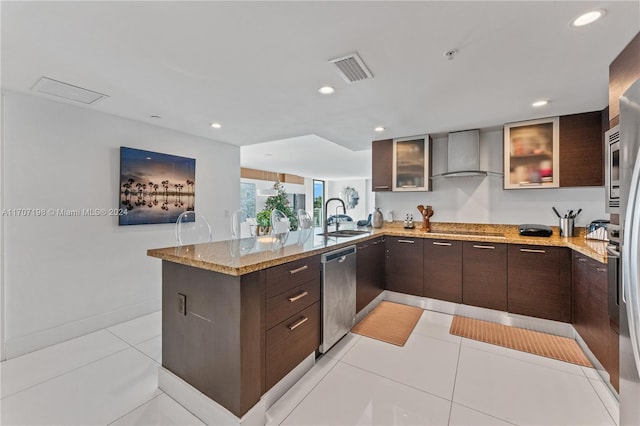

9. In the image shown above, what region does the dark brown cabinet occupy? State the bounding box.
[508,245,571,322]
[264,256,321,391]
[559,111,604,187]
[385,236,423,296]
[356,236,385,313]
[424,239,462,303]
[572,252,611,378]
[462,242,508,310]
[372,139,392,192]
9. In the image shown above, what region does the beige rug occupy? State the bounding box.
[450,315,592,367]
[351,301,423,346]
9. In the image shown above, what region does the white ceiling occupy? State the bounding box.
[2,1,639,179]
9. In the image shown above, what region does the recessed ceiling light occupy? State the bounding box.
[374,126,385,132]
[571,10,606,27]
[532,100,549,107]
[210,122,222,129]
[318,86,335,95]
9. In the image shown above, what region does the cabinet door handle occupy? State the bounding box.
[288,291,309,302]
[287,316,308,331]
[520,248,546,254]
[401,185,417,188]
[577,257,587,262]
[398,239,415,244]
[473,245,495,250]
[433,242,452,246]
[289,265,308,275]
[595,267,607,273]
[358,244,369,250]
[374,185,389,189]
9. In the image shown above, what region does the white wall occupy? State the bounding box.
[326,179,373,222]
[240,178,306,215]
[376,130,607,227]
[1,92,240,359]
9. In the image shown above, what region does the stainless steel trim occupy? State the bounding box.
[287,316,308,331]
[433,242,452,246]
[289,265,308,275]
[607,244,621,258]
[473,245,495,250]
[520,248,546,254]
[398,239,415,244]
[288,291,309,302]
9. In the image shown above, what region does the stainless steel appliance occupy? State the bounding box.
[618,78,640,425]
[606,124,621,213]
[319,245,356,353]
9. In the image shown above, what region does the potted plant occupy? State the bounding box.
[264,182,298,230]
[256,210,271,235]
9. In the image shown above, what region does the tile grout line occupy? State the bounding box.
[0,346,132,401]
[276,336,361,425]
[338,358,452,405]
[106,391,166,426]
[584,375,619,425]
[453,402,519,426]
[104,329,161,366]
[276,356,342,426]
[447,340,463,425]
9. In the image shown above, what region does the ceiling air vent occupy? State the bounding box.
[32,77,108,104]
[329,52,373,83]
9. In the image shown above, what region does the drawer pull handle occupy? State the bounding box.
[398,239,415,244]
[578,258,587,262]
[374,185,389,189]
[596,267,607,272]
[288,291,309,302]
[473,245,495,250]
[433,242,452,246]
[288,316,308,331]
[289,265,308,275]
[520,248,546,254]
[358,244,369,250]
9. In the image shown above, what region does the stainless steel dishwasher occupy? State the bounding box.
[320,245,356,353]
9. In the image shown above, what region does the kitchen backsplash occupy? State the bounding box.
[375,130,608,227]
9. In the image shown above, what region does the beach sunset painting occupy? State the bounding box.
[119,147,196,225]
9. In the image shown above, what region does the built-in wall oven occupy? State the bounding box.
[606,125,621,213]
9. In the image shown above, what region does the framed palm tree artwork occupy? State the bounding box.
[119,147,196,225]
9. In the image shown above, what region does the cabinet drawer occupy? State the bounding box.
[265,302,320,390]
[265,255,320,298]
[266,277,320,330]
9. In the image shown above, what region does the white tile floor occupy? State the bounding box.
[0,309,620,426]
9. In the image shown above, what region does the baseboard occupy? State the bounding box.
[3,297,160,360]
[383,291,575,338]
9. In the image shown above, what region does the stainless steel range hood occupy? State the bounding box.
[441,129,488,177]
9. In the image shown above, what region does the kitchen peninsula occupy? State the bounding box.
[147,223,607,424]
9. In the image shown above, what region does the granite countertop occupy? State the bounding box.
[147,222,608,276]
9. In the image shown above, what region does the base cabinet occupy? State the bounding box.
[424,239,462,303]
[356,237,385,313]
[573,252,613,385]
[462,242,507,311]
[385,236,423,296]
[264,256,321,391]
[508,245,571,322]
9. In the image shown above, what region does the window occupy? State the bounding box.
[240,182,256,217]
[313,180,324,226]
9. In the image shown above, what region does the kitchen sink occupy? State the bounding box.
[318,230,371,238]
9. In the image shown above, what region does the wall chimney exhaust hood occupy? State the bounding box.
[441,129,488,177]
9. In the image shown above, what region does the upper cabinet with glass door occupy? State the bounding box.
[504,117,559,189]
[392,135,432,191]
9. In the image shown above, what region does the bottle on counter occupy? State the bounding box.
[372,208,383,228]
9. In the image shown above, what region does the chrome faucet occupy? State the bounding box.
[324,197,346,234]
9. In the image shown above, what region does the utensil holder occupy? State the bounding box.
[560,218,574,237]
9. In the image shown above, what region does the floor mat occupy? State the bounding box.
[351,301,423,346]
[450,315,592,367]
